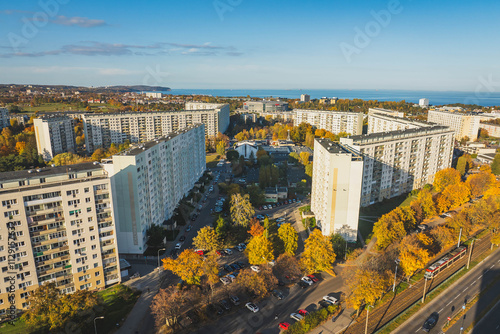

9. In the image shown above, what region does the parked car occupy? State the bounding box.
[220,299,231,310]
[224,248,233,255]
[226,274,236,282]
[323,296,338,304]
[223,264,232,272]
[290,313,304,321]
[279,322,290,330]
[179,236,186,242]
[245,302,259,313]
[251,265,260,272]
[186,225,192,232]
[301,276,313,285]
[220,277,231,285]
[236,261,246,268]
[307,274,319,283]
[422,312,439,332]
[298,309,309,316]
[229,295,240,306]
[298,280,309,288]
[175,243,182,250]
[272,290,284,300]
[318,300,331,308]
[263,205,268,210]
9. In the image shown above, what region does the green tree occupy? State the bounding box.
[300,229,336,275]
[146,225,165,247]
[193,226,221,252]
[330,233,347,260]
[226,150,239,162]
[216,141,226,157]
[456,154,472,176]
[246,234,274,265]
[230,193,255,227]
[278,223,298,255]
[491,153,500,175]
[305,163,313,178]
[215,215,228,239]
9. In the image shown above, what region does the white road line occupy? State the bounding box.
[438,307,444,313]
[491,265,495,269]
[446,300,453,306]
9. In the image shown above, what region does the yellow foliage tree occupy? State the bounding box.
[300,229,336,275]
[399,234,432,281]
[163,249,204,285]
[236,269,268,298]
[193,226,221,252]
[246,234,274,265]
[466,171,496,198]
[416,188,437,218]
[434,168,461,192]
[442,182,471,208]
[278,223,298,255]
[373,209,410,249]
[347,269,391,310]
[15,141,26,154]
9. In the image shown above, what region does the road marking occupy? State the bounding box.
[491,265,495,269]
[446,300,453,306]
[438,307,444,313]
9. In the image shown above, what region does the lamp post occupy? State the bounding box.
[422,277,428,303]
[94,316,104,334]
[364,305,372,334]
[157,248,166,272]
[392,259,400,293]
[457,227,462,248]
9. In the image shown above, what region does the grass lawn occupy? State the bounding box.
[0,284,140,334]
[206,153,221,168]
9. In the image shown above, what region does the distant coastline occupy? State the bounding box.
[162,89,500,107]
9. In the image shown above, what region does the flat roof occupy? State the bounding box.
[0,162,101,182]
[348,125,454,144]
[316,138,362,158]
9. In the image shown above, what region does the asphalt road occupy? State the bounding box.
[394,247,500,334]
[470,298,500,334]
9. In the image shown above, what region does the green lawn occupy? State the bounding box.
[206,153,221,168]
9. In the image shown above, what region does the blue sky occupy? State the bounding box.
[0,0,499,91]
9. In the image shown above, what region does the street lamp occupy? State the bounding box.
[364,305,373,334]
[94,316,104,334]
[392,259,400,293]
[157,248,166,271]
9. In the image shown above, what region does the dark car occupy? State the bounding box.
[298,281,309,289]
[422,312,439,332]
[318,300,331,308]
[220,299,231,311]
[236,261,246,268]
[229,295,240,305]
[179,236,186,242]
[230,264,240,271]
[223,264,232,273]
[272,289,284,300]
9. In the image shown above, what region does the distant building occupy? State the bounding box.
[419,98,429,107]
[427,109,481,141]
[145,92,162,98]
[259,111,295,122]
[294,109,363,135]
[34,116,76,161]
[234,141,259,160]
[479,122,500,138]
[311,139,363,241]
[0,107,9,130]
[264,186,288,203]
[300,94,310,102]
[368,108,432,134]
[101,125,205,255]
[243,101,289,113]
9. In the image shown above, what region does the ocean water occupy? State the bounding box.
[162,89,500,107]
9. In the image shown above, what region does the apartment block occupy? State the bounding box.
[34,116,76,161]
[102,124,206,254]
[311,139,363,241]
[368,108,432,134]
[0,108,9,130]
[0,163,120,317]
[427,109,481,141]
[479,122,500,138]
[83,106,229,152]
[294,109,363,135]
[243,101,289,113]
[340,126,454,206]
[184,102,230,135]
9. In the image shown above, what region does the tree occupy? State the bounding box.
[305,163,313,178]
[330,233,347,260]
[273,253,302,281]
[399,234,432,282]
[441,182,471,208]
[248,220,265,237]
[466,171,496,198]
[373,209,409,249]
[491,153,500,175]
[163,249,204,285]
[226,150,239,162]
[216,141,226,157]
[430,225,455,249]
[246,234,274,265]
[278,223,298,255]
[146,225,165,247]
[151,287,195,328]
[347,269,391,311]
[415,188,436,218]
[300,229,336,275]
[259,265,279,291]
[230,193,255,227]
[236,269,268,298]
[456,154,472,176]
[246,184,265,205]
[299,152,310,166]
[215,215,228,239]
[433,168,461,192]
[193,226,221,252]
[202,253,220,299]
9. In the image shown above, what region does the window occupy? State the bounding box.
[96,280,101,286]
[93,254,98,259]
[40,178,46,184]
[87,207,92,212]
[88,217,93,222]
[69,173,76,179]
[84,187,89,193]
[91,245,96,250]
[19,180,25,186]
[87,172,92,177]
[95,271,100,276]
[85,197,91,203]
[90,236,95,241]
[94,263,98,268]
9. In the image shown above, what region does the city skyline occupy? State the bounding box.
[0,0,499,91]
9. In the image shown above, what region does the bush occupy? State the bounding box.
[286,304,339,334]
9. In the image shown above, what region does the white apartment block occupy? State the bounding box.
[184,102,230,135]
[427,109,481,141]
[102,124,206,254]
[294,109,363,135]
[311,139,363,241]
[0,108,9,130]
[259,111,295,122]
[145,92,162,98]
[368,108,432,134]
[340,126,454,206]
[419,98,429,107]
[300,94,310,102]
[243,101,289,113]
[34,116,76,161]
[480,122,500,138]
[83,106,229,152]
[0,163,120,317]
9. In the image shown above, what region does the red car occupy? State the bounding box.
[307,274,319,283]
[279,322,290,330]
[195,249,205,256]
[298,309,309,316]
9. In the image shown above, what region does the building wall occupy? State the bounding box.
[243,101,289,113]
[0,108,9,130]
[311,139,363,241]
[427,110,480,141]
[367,109,431,134]
[480,123,500,138]
[102,125,206,254]
[0,164,120,317]
[293,109,363,135]
[34,117,76,161]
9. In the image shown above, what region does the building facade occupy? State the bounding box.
[300,94,310,102]
[243,101,289,113]
[341,126,454,206]
[419,98,429,107]
[102,125,206,254]
[479,122,500,138]
[83,106,229,152]
[0,163,120,317]
[34,116,76,161]
[293,109,363,135]
[368,108,432,134]
[311,139,363,241]
[0,108,9,130]
[427,109,481,141]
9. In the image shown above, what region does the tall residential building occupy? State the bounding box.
[340,125,454,206]
[0,163,120,317]
[427,109,481,141]
[184,102,230,135]
[368,108,432,134]
[83,106,229,152]
[419,98,429,107]
[311,139,363,241]
[300,94,310,102]
[34,116,76,161]
[479,122,500,138]
[243,101,289,113]
[0,107,9,130]
[293,109,363,135]
[102,124,206,254]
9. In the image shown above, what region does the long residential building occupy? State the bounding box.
[34,116,76,161]
[83,105,229,152]
[0,107,9,130]
[427,109,481,141]
[243,101,289,113]
[479,122,500,138]
[311,139,363,241]
[340,125,454,206]
[102,124,206,254]
[368,108,432,134]
[294,109,363,135]
[0,163,120,317]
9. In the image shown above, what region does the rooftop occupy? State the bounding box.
[294,108,362,115]
[370,112,435,127]
[0,162,102,182]
[347,125,454,145]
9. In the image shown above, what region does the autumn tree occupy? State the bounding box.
[430,225,455,249]
[230,193,255,227]
[373,207,415,249]
[248,220,264,237]
[299,152,310,166]
[491,153,500,175]
[236,269,268,298]
[433,168,461,192]
[300,229,336,275]
[278,223,298,255]
[202,253,220,300]
[347,269,391,312]
[456,154,473,176]
[447,211,472,241]
[246,234,274,265]
[273,253,302,281]
[193,226,221,252]
[399,234,432,282]
[163,249,204,285]
[151,287,196,328]
[216,141,226,157]
[441,182,471,209]
[415,188,437,218]
[466,171,496,198]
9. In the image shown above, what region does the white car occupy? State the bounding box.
[323,296,338,304]
[250,265,260,272]
[220,277,231,285]
[226,274,236,282]
[290,313,304,321]
[263,205,268,210]
[245,302,259,313]
[224,248,233,255]
[301,276,313,285]
[175,243,182,250]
